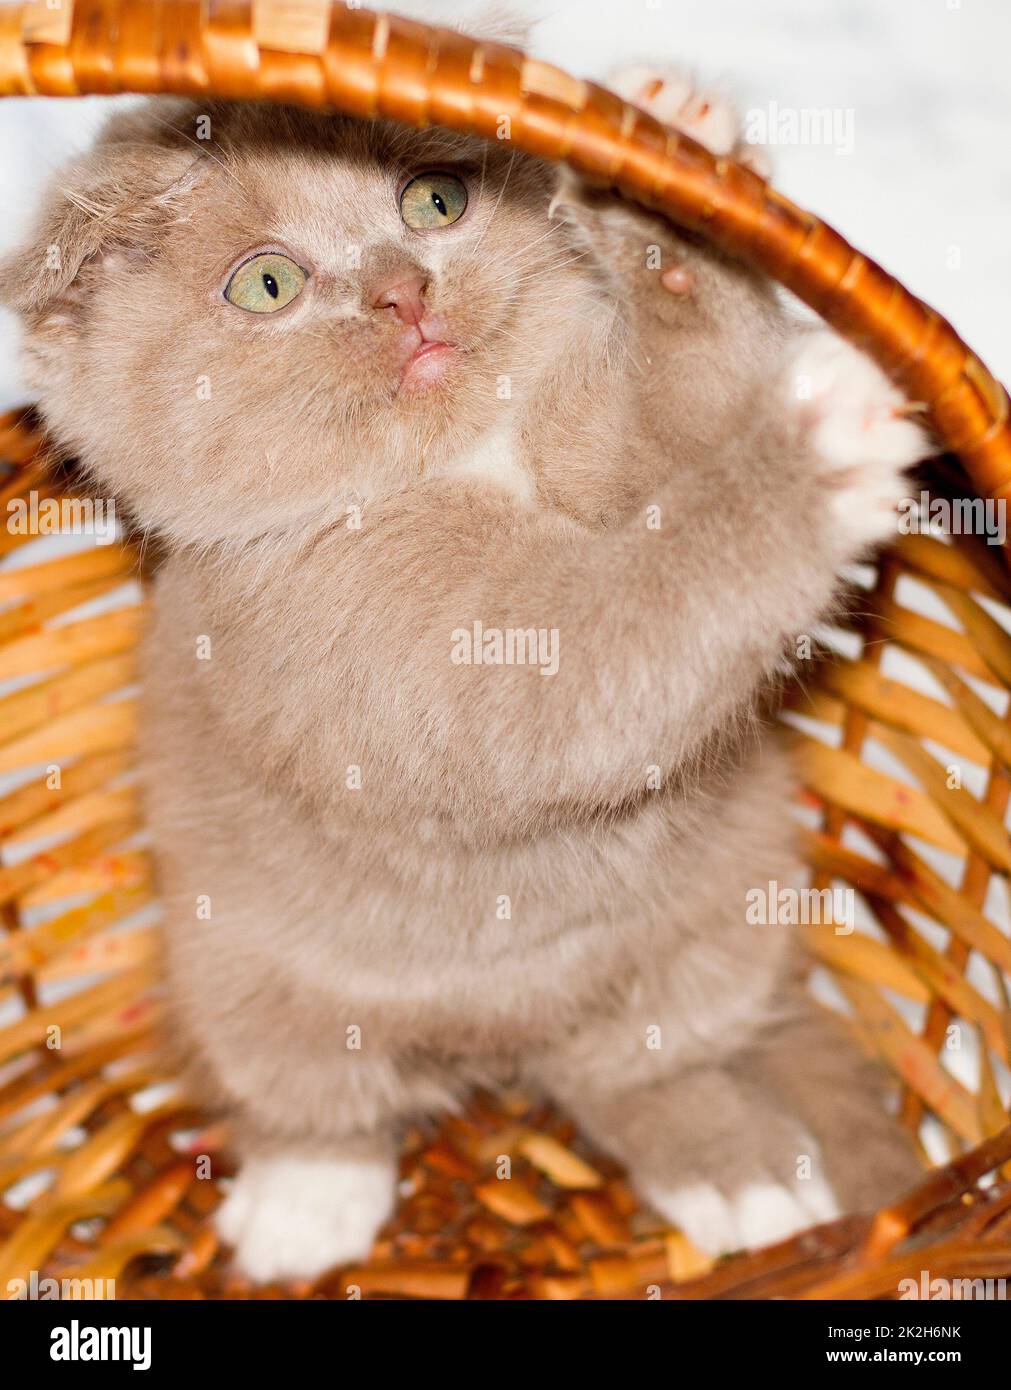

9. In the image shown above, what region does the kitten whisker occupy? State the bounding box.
[476,252,591,300]
[493,253,591,292]
[466,147,518,259]
[466,217,567,276]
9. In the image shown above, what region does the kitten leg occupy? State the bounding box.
[734,998,922,1214]
[243,328,931,833]
[214,1132,396,1284]
[529,979,920,1256]
[533,1058,840,1255]
[787,329,931,553]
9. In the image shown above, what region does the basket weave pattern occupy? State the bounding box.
[0,2,1010,1299]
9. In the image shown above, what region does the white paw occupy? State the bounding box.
[610,65,737,153]
[789,332,933,553]
[215,1150,395,1283]
[643,1174,839,1256]
[609,65,769,173]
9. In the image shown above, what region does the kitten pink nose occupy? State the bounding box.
[372,273,428,327]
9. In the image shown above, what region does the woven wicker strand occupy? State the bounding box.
[1,4,1010,1300]
[0,0,1009,510]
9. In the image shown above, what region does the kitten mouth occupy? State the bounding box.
[400,335,458,391]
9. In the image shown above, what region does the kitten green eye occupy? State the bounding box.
[224,253,306,313]
[399,172,468,230]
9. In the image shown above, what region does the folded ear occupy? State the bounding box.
[0,131,201,323]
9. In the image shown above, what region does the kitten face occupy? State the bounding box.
[4,103,593,542]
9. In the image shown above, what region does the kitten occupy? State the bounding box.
[1,66,928,1283]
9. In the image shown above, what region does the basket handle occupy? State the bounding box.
[2,0,1009,519]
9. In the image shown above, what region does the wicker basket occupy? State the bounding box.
[1,1,1011,1301]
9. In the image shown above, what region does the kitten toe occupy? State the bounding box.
[788,331,934,554]
[214,1150,395,1284]
[609,64,694,123]
[609,64,739,155]
[674,92,741,158]
[795,1170,843,1225]
[731,1179,825,1248]
[640,1179,739,1254]
[643,1172,839,1256]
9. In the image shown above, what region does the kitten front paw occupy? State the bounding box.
[214,1149,395,1284]
[642,1171,840,1256]
[609,64,769,173]
[788,332,934,555]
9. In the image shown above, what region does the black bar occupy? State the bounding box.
[6,1294,1004,1375]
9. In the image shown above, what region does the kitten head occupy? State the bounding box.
[0,99,591,543]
